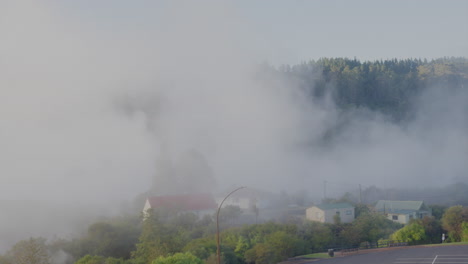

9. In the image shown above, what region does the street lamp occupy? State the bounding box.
[216,186,246,264]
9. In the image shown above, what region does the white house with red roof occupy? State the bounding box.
[143,193,218,217]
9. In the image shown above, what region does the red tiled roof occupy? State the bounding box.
[147,193,217,211]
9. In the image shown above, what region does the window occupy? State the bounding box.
[346,210,352,215]
[392,215,398,220]
[336,211,340,216]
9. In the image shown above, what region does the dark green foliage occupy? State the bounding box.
[441,205,468,242]
[132,208,217,263]
[183,237,216,261]
[419,216,443,244]
[279,57,468,122]
[132,209,186,263]
[298,221,333,252]
[75,255,130,264]
[151,252,204,264]
[429,205,448,220]
[340,212,402,247]
[62,215,141,261]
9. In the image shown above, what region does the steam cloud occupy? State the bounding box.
[0,0,467,252]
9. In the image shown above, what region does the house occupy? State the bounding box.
[375,200,432,225]
[306,203,355,224]
[143,193,217,218]
[216,188,258,211]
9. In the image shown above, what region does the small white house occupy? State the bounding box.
[216,188,259,211]
[306,203,355,224]
[375,200,432,225]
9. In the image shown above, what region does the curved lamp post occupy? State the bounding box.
[216,186,246,264]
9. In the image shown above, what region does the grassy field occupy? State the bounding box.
[299,253,331,259]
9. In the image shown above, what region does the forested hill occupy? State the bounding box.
[278,57,468,121]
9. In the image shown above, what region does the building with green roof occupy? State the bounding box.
[375,200,432,225]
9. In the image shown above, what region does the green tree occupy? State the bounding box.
[442,205,468,242]
[75,255,105,264]
[299,221,333,251]
[244,243,274,264]
[390,220,427,244]
[462,222,468,242]
[151,252,203,264]
[7,237,50,264]
[429,205,447,220]
[132,209,187,263]
[350,212,401,244]
[264,231,306,263]
[183,238,216,261]
[234,236,250,260]
[75,255,129,264]
[419,216,443,244]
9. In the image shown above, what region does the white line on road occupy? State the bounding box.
[432,255,438,264]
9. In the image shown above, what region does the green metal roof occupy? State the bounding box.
[375,200,424,211]
[316,203,354,210]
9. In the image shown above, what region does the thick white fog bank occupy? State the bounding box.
[1,0,467,205]
[1,1,467,252]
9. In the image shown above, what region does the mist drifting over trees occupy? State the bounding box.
[1,0,468,263]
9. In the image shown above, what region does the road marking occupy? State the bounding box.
[394,255,468,263]
[395,262,468,264]
[397,258,433,260]
[393,261,432,264]
[395,254,468,264]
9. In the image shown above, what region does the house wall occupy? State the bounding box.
[387,210,432,225]
[217,197,252,210]
[306,207,325,223]
[387,213,409,225]
[142,199,152,218]
[307,206,355,223]
[324,207,355,223]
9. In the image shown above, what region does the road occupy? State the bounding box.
[304,245,468,264]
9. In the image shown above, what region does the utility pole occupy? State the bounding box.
[323,180,327,200]
[359,184,362,204]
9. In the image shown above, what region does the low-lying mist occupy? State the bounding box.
[0,0,467,252]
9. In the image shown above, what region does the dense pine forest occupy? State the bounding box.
[278,57,468,121]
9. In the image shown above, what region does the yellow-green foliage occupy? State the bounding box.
[151,252,204,264]
[442,206,468,242]
[462,222,468,242]
[390,221,426,243]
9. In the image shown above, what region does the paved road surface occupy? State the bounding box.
[304,245,468,264]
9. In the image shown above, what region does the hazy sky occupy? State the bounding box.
[61,0,468,64]
[236,0,468,63]
[1,0,467,201]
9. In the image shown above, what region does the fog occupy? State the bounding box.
[0,0,467,252]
